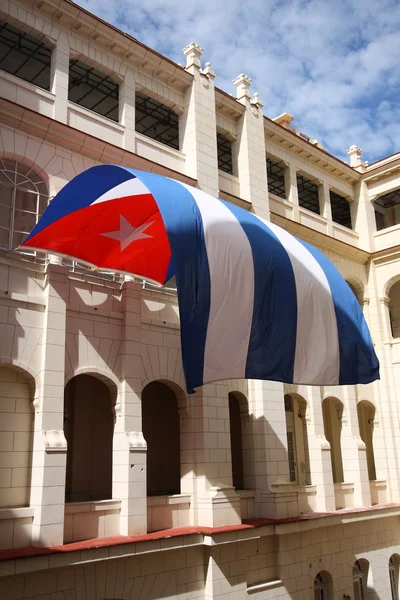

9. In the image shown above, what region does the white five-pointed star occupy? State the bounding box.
[101,215,153,251]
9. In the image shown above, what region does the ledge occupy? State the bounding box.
[247,579,283,594]
[147,494,191,507]
[334,482,355,491]
[238,490,256,499]
[0,507,34,520]
[65,500,121,514]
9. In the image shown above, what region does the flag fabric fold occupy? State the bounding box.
[21,165,379,393]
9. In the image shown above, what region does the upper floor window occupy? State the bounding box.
[330,191,352,229]
[135,92,179,150]
[0,158,48,251]
[267,157,286,200]
[0,21,51,90]
[68,59,119,122]
[374,189,400,231]
[297,174,320,214]
[217,132,233,174]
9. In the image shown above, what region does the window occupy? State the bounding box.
[267,157,286,199]
[0,21,51,90]
[330,191,352,229]
[353,560,368,600]
[297,174,320,214]
[0,158,48,251]
[374,189,400,231]
[68,59,119,122]
[390,556,399,600]
[229,393,244,490]
[389,280,400,338]
[135,92,179,150]
[64,375,114,502]
[322,397,344,483]
[284,394,310,485]
[142,381,180,496]
[217,132,233,174]
[314,572,333,600]
[357,401,376,482]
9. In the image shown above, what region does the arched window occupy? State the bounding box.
[64,375,114,502]
[142,382,180,496]
[322,397,344,483]
[389,280,400,338]
[390,555,399,600]
[285,394,310,485]
[229,392,244,490]
[0,366,34,508]
[314,571,333,600]
[357,401,376,481]
[353,560,369,600]
[0,159,48,251]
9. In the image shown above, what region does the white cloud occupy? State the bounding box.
[76,0,400,162]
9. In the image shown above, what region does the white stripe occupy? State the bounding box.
[255,216,340,385]
[92,178,151,205]
[179,183,255,384]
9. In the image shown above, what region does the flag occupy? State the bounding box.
[21,165,379,393]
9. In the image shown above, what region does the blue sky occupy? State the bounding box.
[75,0,400,164]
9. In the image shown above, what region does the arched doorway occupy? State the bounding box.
[142,381,180,496]
[357,400,377,481]
[64,375,114,502]
[322,397,344,483]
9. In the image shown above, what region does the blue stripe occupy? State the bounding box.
[126,170,211,392]
[25,165,135,241]
[297,239,379,384]
[221,202,298,383]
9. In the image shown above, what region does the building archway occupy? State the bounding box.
[64,374,115,502]
[284,394,310,485]
[353,559,369,600]
[314,570,333,600]
[0,365,34,508]
[390,554,400,600]
[389,280,400,338]
[142,381,180,496]
[322,397,344,483]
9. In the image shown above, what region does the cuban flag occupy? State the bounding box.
[21,165,379,393]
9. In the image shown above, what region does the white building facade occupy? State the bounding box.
[0,0,399,598]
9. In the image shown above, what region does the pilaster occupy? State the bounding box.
[180,43,219,196]
[30,263,67,546]
[233,74,269,219]
[120,67,136,152]
[51,31,69,123]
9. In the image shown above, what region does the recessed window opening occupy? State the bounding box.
[353,560,368,600]
[389,280,400,338]
[0,158,48,251]
[314,571,333,600]
[0,21,51,90]
[229,392,244,490]
[330,191,352,229]
[217,132,233,174]
[357,400,376,481]
[284,394,310,485]
[135,91,179,150]
[374,189,400,231]
[322,397,344,483]
[267,157,286,199]
[390,556,399,600]
[297,174,320,214]
[68,59,119,122]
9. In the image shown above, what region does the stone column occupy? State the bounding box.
[304,386,335,511]
[180,43,219,197]
[346,146,374,252]
[321,181,333,235]
[193,383,241,528]
[247,380,298,519]
[30,263,68,547]
[112,280,146,535]
[341,386,372,507]
[120,67,136,152]
[51,31,69,124]
[286,163,300,221]
[233,74,269,219]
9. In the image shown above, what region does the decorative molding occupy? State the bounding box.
[126,431,147,451]
[43,430,67,453]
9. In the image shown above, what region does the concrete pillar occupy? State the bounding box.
[233,74,269,219]
[30,263,67,547]
[353,179,375,252]
[51,31,69,123]
[120,67,136,152]
[180,43,219,197]
[286,163,300,221]
[321,181,333,236]
[247,380,298,519]
[112,280,146,535]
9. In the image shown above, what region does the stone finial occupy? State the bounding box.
[346,145,363,168]
[201,61,216,80]
[183,42,203,69]
[250,91,264,109]
[233,73,252,100]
